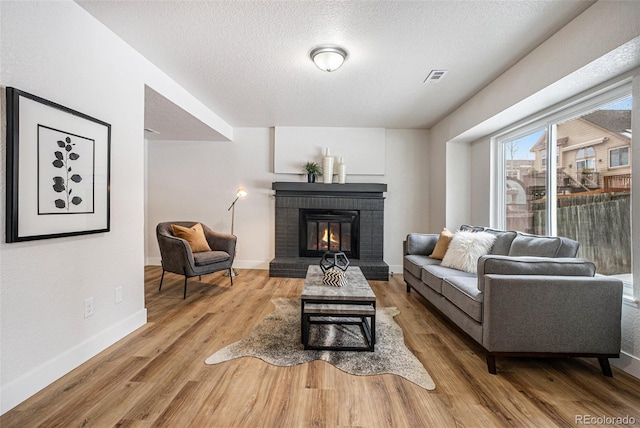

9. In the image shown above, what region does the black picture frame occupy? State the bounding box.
[5,87,111,242]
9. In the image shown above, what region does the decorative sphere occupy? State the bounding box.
[319,251,350,273]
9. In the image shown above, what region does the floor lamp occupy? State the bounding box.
[225,188,247,276]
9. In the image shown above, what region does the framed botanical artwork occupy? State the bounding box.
[5,87,111,242]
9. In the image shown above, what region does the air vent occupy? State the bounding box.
[144,128,160,134]
[424,70,448,84]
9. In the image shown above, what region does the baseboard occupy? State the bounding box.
[0,308,147,415]
[233,260,269,270]
[144,258,269,270]
[388,265,403,276]
[612,350,640,380]
[146,256,161,266]
[145,259,399,275]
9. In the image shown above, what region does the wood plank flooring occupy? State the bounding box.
[2,267,640,427]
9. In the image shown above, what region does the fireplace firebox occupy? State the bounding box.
[299,210,359,258]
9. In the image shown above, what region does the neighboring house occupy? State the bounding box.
[529,110,632,196]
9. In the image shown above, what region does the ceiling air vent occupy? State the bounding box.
[424,70,448,84]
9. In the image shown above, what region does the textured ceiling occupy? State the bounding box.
[77,0,595,132]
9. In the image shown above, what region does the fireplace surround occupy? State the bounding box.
[270,182,388,280]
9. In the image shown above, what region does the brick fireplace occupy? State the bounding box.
[269,182,388,280]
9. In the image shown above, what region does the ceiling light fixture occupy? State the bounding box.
[310,45,348,72]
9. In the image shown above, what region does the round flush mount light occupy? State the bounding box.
[310,45,348,72]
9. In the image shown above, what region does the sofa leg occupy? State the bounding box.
[405,282,411,293]
[486,355,497,375]
[598,357,613,377]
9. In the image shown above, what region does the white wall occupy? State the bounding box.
[145,128,429,274]
[0,0,231,413]
[428,1,640,378]
[146,128,275,269]
[429,0,640,233]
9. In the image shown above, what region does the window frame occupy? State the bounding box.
[609,145,630,169]
[494,83,632,235]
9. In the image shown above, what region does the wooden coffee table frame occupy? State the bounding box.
[300,266,376,352]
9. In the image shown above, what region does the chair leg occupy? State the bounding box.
[229,268,234,286]
[159,268,165,291]
[183,276,188,299]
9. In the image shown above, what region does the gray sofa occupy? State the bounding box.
[403,226,623,375]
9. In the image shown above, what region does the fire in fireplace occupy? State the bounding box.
[299,210,359,258]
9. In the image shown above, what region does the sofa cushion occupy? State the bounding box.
[429,228,454,260]
[441,231,496,273]
[421,264,476,294]
[404,254,439,278]
[459,224,485,232]
[557,237,580,257]
[405,233,438,256]
[442,276,484,322]
[509,234,562,257]
[194,251,230,266]
[483,229,517,256]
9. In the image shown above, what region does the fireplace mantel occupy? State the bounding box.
[270,182,388,280]
[272,182,387,197]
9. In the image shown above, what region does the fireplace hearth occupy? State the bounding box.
[270,182,388,280]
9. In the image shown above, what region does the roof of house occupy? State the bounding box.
[582,110,632,137]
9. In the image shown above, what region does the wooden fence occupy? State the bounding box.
[532,193,631,275]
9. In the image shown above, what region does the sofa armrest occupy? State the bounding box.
[477,255,596,291]
[482,274,623,354]
[405,233,438,256]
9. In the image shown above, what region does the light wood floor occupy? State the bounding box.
[2,267,640,427]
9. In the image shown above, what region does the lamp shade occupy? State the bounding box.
[310,46,348,72]
[236,188,247,198]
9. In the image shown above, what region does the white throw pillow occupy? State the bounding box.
[440,231,496,274]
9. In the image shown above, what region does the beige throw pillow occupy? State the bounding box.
[429,228,454,260]
[171,223,212,253]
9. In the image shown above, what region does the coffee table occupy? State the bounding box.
[301,265,376,351]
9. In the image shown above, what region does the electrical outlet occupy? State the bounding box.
[115,287,123,304]
[84,297,94,318]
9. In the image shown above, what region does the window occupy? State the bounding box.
[610,146,629,168]
[575,146,596,171]
[498,90,632,280]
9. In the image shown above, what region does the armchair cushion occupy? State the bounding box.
[170,223,212,252]
[194,251,231,266]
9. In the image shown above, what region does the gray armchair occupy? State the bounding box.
[156,221,237,299]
